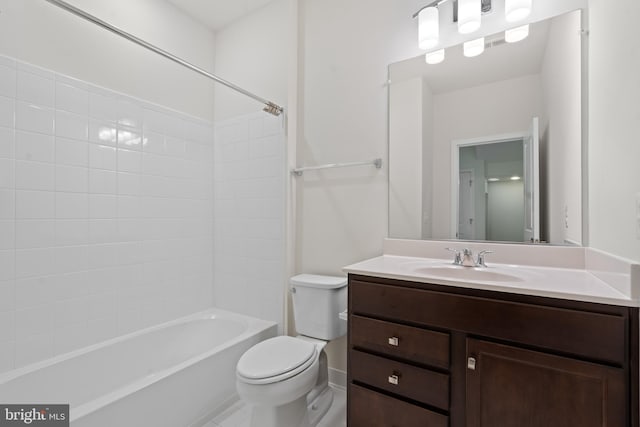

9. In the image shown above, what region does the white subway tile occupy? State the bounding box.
[15,305,55,336]
[17,62,54,80]
[56,81,89,115]
[16,190,54,219]
[143,108,168,134]
[53,271,90,302]
[0,189,14,221]
[142,131,164,154]
[89,219,118,244]
[15,275,56,310]
[0,311,14,342]
[89,91,117,122]
[0,158,14,188]
[55,165,88,193]
[89,144,116,170]
[0,340,13,372]
[0,221,14,250]
[0,127,14,159]
[89,194,117,218]
[54,245,88,274]
[86,317,117,344]
[15,160,55,191]
[15,102,54,135]
[17,70,54,107]
[86,293,117,320]
[55,110,88,141]
[15,130,54,163]
[117,218,143,242]
[117,172,141,196]
[117,195,140,218]
[117,99,143,129]
[165,136,186,157]
[15,219,55,249]
[15,333,54,368]
[0,96,14,128]
[115,241,143,265]
[54,322,89,355]
[118,127,142,151]
[55,192,88,219]
[55,220,89,246]
[0,64,16,99]
[89,169,117,194]
[0,280,14,312]
[249,135,281,159]
[87,244,117,270]
[15,248,57,278]
[54,298,89,328]
[56,137,88,167]
[89,120,117,147]
[0,250,15,281]
[117,148,142,173]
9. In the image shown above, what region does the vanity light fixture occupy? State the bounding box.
[510,176,522,181]
[425,49,446,64]
[505,0,532,22]
[488,178,500,182]
[505,24,529,43]
[458,0,482,34]
[464,37,485,57]
[419,6,440,49]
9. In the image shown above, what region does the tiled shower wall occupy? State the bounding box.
[0,55,214,373]
[213,113,285,332]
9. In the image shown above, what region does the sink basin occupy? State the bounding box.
[414,265,524,283]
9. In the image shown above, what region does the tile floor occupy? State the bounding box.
[204,385,346,427]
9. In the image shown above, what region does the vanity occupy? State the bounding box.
[344,241,639,427]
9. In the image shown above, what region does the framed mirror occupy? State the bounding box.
[388,9,585,245]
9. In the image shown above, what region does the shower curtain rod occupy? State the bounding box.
[44,0,284,117]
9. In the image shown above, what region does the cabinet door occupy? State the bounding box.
[466,338,626,427]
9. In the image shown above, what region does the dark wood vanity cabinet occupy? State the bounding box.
[346,274,639,427]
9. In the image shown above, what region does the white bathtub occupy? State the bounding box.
[0,308,277,427]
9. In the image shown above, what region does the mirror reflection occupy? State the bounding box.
[389,10,583,245]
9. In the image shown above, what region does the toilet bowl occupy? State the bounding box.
[235,274,347,427]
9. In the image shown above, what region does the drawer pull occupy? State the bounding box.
[467,357,476,370]
[388,336,399,346]
[388,374,400,385]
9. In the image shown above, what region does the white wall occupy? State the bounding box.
[389,77,423,239]
[0,0,216,120]
[540,11,582,245]
[431,74,542,239]
[213,0,289,121]
[588,0,640,261]
[422,82,435,238]
[487,181,525,241]
[0,56,214,373]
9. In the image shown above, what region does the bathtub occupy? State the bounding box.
[0,308,277,427]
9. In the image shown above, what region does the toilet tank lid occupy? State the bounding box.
[290,274,347,289]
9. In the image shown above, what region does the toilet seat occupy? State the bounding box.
[237,336,318,385]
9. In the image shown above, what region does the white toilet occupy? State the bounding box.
[236,274,347,427]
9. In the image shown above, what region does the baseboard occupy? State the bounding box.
[328,367,347,389]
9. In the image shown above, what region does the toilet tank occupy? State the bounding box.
[290,274,347,340]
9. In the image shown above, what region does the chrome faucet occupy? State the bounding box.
[445,248,494,267]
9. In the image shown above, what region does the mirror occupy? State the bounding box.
[389,9,584,245]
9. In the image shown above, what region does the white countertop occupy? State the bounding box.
[343,254,639,307]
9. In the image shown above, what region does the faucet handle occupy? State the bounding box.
[445,248,462,265]
[476,250,494,267]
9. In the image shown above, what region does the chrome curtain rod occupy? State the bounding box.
[291,158,383,176]
[44,0,284,117]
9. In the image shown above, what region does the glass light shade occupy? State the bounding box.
[425,49,445,64]
[418,7,439,50]
[505,0,532,22]
[458,0,481,34]
[464,37,485,57]
[505,24,530,43]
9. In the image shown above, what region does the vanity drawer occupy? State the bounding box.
[350,315,450,369]
[350,279,627,365]
[350,350,449,410]
[349,383,448,427]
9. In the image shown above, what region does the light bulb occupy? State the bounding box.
[418,7,439,50]
[505,0,532,22]
[464,37,485,57]
[425,49,445,65]
[505,24,529,43]
[458,0,481,34]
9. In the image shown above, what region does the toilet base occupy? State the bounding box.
[249,395,310,427]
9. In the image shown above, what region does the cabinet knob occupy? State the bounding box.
[388,374,400,385]
[388,336,399,346]
[467,357,477,370]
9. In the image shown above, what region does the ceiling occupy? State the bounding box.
[166,0,277,32]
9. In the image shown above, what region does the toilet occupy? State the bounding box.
[236,274,347,427]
